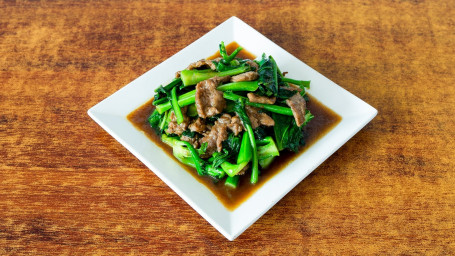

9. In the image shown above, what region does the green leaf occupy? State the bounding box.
[272,113,304,152]
[257,54,279,97]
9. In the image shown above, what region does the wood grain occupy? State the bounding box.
[1,0,454,254]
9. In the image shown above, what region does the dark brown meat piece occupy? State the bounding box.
[165,107,189,136]
[198,113,245,157]
[286,93,307,127]
[230,71,258,82]
[247,93,276,104]
[180,135,199,149]
[186,59,217,70]
[195,76,230,118]
[245,105,275,129]
[199,121,228,158]
[217,113,244,136]
[188,118,206,134]
[246,59,259,70]
[228,115,243,136]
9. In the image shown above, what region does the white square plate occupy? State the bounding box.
[88,16,377,240]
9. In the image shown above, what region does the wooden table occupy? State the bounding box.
[1,0,454,254]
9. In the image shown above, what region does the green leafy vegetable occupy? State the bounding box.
[148,109,162,131]
[257,136,280,160]
[272,113,305,152]
[257,54,279,97]
[152,78,182,105]
[148,42,316,190]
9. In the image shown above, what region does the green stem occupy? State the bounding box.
[170,87,184,124]
[181,141,205,176]
[225,175,240,189]
[237,131,252,164]
[223,92,294,116]
[219,41,229,60]
[217,81,259,92]
[159,110,168,130]
[152,97,168,106]
[246,124,258,184]
[220,161,249,177]
[281,77,310,88]
[162,77,182,91]
[156,90,196,114]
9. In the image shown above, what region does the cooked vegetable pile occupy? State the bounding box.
[148,42,314,188]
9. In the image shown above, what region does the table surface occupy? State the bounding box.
[1,0,454,254]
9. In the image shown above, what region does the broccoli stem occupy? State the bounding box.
[232,98,259,184]
[152,97,168,106]
[246,124,259,184]
[237,131,252,164]
[221,161,249,177]
[160,77,182,92]
[219,41,229,60]
[225,175,240,189]
[223,92,294,116]
[181,141,205,176]
[180,65,250,86]
[219,41,243,64]
[159,110,168,130]
[156,90,196,114]
[170,87,184,124]
[152,78,182,105]
[217,81,259,92]
[281,77,310,88]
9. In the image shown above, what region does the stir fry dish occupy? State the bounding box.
[147,42,314,189]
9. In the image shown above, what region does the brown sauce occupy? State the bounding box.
[127,42,342,211]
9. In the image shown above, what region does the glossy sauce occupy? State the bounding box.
[127,42,342,210]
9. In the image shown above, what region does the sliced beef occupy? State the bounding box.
[228,115,243,136]
[286,93,307,127]
[195,76,230,118]
[186,59,217,70]
[247,93,276,104]
[246,59,259,70]
[188,118,206,134]
[199,121,228,158]
[217,113,243,136]
[175,70,181,78]
[197,113,244,157]
[165,107,189,136]
[231,71,258,82]
[181,135,199,149]
[245,105,275,129]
